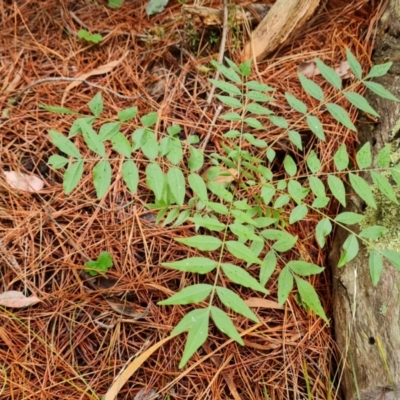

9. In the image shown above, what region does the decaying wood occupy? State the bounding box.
[243,0,320,62]
[181,4,270,27]
[330,2,400,397]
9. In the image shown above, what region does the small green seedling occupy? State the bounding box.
[84,251,113,276]
[77,30,103,44]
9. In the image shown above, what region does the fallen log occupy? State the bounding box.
[330,2,400,399]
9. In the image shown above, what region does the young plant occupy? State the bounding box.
[46,50,400,368]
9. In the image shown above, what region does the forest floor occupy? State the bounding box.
[0,0,386,399]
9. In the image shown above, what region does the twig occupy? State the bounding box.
[13,77,140,104]
[196,0,229,150]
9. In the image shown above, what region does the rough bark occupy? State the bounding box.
[330,2,400,399]
[242,0,320,62]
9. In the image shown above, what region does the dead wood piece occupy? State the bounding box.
[330,54,400,400]
[181,4,270,27]
[243,0,321,62]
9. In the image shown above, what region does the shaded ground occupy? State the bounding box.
[0,0,385,398]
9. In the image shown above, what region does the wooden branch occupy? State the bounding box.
[243,0,321,62]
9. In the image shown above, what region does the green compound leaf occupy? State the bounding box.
[177,235,222,251]
[216,95,243,108]
[208,181,233,202]
[312,196,330,208]
[298,73,324,101]
[226,241,262,265]
[346,49,362,79]
[117,106,137,121]
[260,251,277,286]
[326,103,356,131]
[229,223,262,242]
[158,284,213,305]
[166,138,183,165]
[334,212,364,224]
[221,263,268,294]
[63,160,83,194]
[161,257,218,274]
[220,112,242,121]
[315,218,332,248]
[205,201,229,215]
[188,173,208,203]
[268,115,288,129]
[162,208,179,227]
[369,249,383,286]
[88,92,103,117]
[172,210,190,228]
[309,176,326,198]
[253,217,278,228]
[371,171,399,204]
[261,185,276,205]
[273,194,290,209]
[244,80,274,92]
[172,308,210,369]
[359,225,388,240]
[295,276,328,323]
[111,132,132,157]
[364,81,399,102]
[141,112,158,127]
[121,160,139,194]
[315,58,342,89]
[69,117,96,138]
[266,148,276,162]
[211,60,242,83]
[189,216,225,232]
[98,121,121,141]
[224,57,241,74]
[283,155,297,177]
[48,155,69,169]
[245,103,273,115]
[132,128,146,151]
[285,92,307,114]
[210,306,244,345]
[167,167,186,206]
[244,118,265,130]
[93,160,112,198]
[209,78,241,96]
[243,133,268,147]
[273,234,298,252]
[344,92,379,117]
[307,115,325,141]
[391,166,400,186]
[377,144,391,168]
[338,234,359,267]
[79,119,106,156]
[334,144,349,171]
[49,130,81,158]
[289,204,308,224]
[278,266,294,305]
[356,142,372,169]
[287,260,324,276]
[246,91,274,102]
[188,147,204,172]
[146,163,164,202]
[365,62,393,79]
[142,130,159,160]
[327,175,346,206]
[306,150,321,173]
[84,251,113,276]
[288,130,303,150]
[381,249,400,270]
[287,180,309,203]
[216,286,260,323]
[349,173,377,209]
